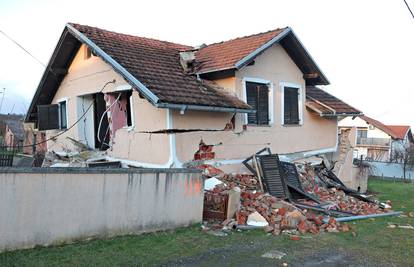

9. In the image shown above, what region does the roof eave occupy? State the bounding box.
[65,24,160,105]
[156,102,255,113]
[234,27,292,69]
[320,112,363,118]
[234,27,330,86]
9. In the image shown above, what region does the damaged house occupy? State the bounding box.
[25,23,362,171]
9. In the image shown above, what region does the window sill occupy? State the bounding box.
[246,124,272,128]
[282,124,302,127]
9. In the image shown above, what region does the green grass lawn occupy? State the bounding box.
[1,179,414,267]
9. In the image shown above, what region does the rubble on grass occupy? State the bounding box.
[201,158,395,237]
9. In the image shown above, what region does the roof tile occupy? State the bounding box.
[195,28,286,73]
[70,23,251,110]
[306,86,362,116]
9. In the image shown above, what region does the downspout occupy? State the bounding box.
[166,108,182,167]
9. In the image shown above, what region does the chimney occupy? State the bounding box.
[179,44,206,73]
[179,51,196,73]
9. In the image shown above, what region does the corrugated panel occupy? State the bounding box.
[259,155,289,199]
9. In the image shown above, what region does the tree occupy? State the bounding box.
[391,146,414,180]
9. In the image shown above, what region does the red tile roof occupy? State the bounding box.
[387,125,411,140]
[70,23,251,110]
[305,86,362,116]
[360,115,410,140]
[194,28,287,73]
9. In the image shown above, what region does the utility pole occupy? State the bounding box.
[0,88,5,114]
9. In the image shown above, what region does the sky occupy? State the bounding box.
[0,0,413,127]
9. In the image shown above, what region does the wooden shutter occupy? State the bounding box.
[246,82,269,125]
[37,104,59,130]
[284,87,299,125]
[246,82,258,124]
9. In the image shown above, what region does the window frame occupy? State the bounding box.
[280,82,303,126]
[125,91,135,129]
[242,77,274,126]
[57,98,69,130]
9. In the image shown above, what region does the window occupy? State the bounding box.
[357,129,368,139]
[37,100,67,131]
[59,100,67,129]
[356,128,368,144]
[281,83,302,126]
[245,81,270,125]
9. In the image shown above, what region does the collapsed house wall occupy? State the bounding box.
[174,44,337,171]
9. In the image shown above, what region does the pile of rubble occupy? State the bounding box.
[297,165,387,215]
[206,174,347,236]
[201,159,395,237]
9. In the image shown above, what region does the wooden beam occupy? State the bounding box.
[51,68,68,75]
[303,73,319,79]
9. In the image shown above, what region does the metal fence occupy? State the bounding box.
[357,137,390,147]
[0,144,19,167]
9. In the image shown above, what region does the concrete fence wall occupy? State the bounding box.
[0,168,203,252]
[369,161,414,180]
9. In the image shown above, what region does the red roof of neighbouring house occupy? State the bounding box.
[360,115,411,140]
[305,86,362,116]
[387,125,411,140]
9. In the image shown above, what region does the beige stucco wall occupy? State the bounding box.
[0,169,203,252]
[46,44,170,165]
[174,44,337,166]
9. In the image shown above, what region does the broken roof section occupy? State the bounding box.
[305,86,362,117]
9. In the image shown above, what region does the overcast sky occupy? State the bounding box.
[0,0,413,127]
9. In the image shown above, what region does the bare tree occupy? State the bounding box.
[391,146,414,180]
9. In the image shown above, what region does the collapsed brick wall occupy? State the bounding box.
[104,93,129,143]
[194,140,215,160]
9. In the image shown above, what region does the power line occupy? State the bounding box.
[20,79,116,148]
[403,0,414,19]
[0,29,47,67]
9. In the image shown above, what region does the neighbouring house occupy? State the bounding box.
[3,119,24,148]
[25,23,362,172]
[22,122,47,155]
[339,115,413,162]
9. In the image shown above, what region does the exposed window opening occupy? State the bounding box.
[94,93,110,150]
[245,81,270,125]
[58,100,67,129]
[126,92,134,127]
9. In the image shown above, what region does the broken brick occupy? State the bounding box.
[290,235,301,241]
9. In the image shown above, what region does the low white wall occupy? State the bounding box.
[0,168,203,252]
[369,161,414,179]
